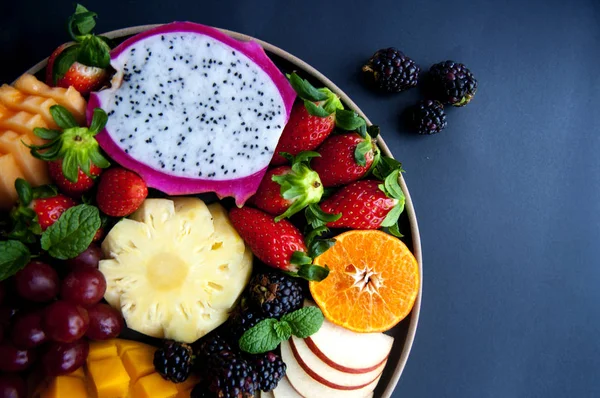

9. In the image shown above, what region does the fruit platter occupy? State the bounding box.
[0,5,422,398]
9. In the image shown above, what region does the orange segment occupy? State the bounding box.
[309,230,419,333]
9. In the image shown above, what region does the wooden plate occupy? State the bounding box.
[24,25,422,398]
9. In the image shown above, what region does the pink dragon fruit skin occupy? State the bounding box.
[88,22,296,206]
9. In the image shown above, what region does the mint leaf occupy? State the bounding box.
[41,204,101,260]
[282,307,324,339]
[273,320,292,341]
[0,241,31,281]
[239,318,280,354]
[78,36,111,69]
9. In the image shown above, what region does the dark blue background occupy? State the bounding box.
[2,0,599,396]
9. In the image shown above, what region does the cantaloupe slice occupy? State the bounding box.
[0,103,15,120]
[0,84,59,128]
[0,131,49,186]
[0,111,48,145]
[13,74,86,123]
[0,153,26,209]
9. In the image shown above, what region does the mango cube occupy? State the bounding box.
[41,376,88,398]
[132,373,178,398]
[176,390,192,398]
[87,357,131,398]
[88,340,119,361]
[122,347,156,382]
[175,374,200,392]
[116,339,152,356]
[67,366,86,379]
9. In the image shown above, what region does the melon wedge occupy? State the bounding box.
[0,153,26,209]
[0,84,58,128]
[0,131,50,186]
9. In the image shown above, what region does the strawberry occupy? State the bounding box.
[27,105,110,197]
[229,207,329,281]
[45,4,111,95]
[96,168,148,217]
[8,179,77,243]
[31,195,77,231]
[48,159,102,198]
[270,73,368,165]
[316,157,406,236]
[250,152,323,220]
[311,129,380,187]
[55,62,108,94]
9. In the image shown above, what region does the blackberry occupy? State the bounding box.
[362,48,420,93]
[429,61,478,106]
[153,340,193,383]
[249,351,286,392]
[226,299,266,345]
[248,272,304,319]
[195,333,231,375]
[411,100,447,135]
[205,351,258,398]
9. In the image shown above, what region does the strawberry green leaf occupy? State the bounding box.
[282,306,324,338]
[382,169,404,200]
[52,45,80,84]
[50,105,79,129]
[78,36,111,69]
[239,318,280,354]
[380,202,404,228]
[288,73,329,102]
[319,88,344,114]
[297,264,330,282]
[305,203,341,228]
[387,222,404,238]
[88,150,110,169]
[32,185,58,199]
[15,178,32,206]
[0,241,31,281]
[354,139,373,167]
[367,125,380,138]
[88,108,108,134]
[41,204,101,260]
[33,128,61,140]
[335,109,366,131]
[304,225,329,248]
[304,226,336,258]
[372,156,404,180]
[290,251,312,266]
[304,101,331,118]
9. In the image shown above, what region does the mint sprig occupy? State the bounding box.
[0,241,31,281]
[41,204,101,259]
[239,307,324,354]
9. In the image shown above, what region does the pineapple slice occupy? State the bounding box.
[100,198,252,343]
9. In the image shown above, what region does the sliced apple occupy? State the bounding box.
[306,316,393,373]
[281,339,381,397]
[261,391,276,398]
[272,376,303,398]
[291,336,386,387]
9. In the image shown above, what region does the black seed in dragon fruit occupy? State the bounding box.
[88,22,296,206]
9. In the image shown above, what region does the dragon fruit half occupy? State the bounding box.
[88,22,296,205]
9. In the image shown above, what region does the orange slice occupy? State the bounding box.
[309,230,419,333]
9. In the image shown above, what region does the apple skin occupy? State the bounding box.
[304,336,388,374]
[281,339,382,397]
[290,336,386,387]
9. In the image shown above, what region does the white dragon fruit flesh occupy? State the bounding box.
[88,22,296,205]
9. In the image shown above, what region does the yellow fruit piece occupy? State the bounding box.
[121,346,156,383]
[115,339,154,357]
[88,340,119,361]
[0,153,26,209]
[0,84,58,128]
[175,389,192,398]
[0,111,48,144]
[13,74,86,124]
[41,376,88,398]
[132,373,178,398]
[0,131,50,186]
[67,366,86,379]
[87,357,131,398]
[175,374,200,392]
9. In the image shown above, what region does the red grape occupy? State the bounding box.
[14,261,59,302]
[60,268,106,306]
[10,310,47,349]
[41,339,89,376]
[43,301,89,343]
[0,343,35,372]
[0,373,26,398]
[86,303,124,340]
[64,244,103,270]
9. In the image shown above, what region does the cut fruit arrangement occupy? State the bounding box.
[0,4,449,398]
